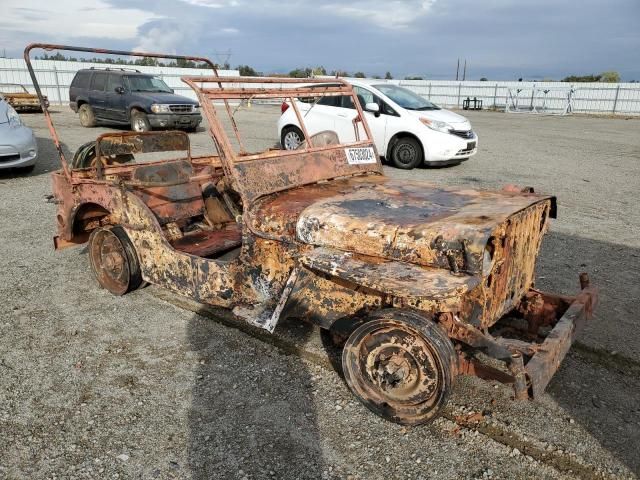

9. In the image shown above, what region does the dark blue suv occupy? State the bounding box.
[69,68,202,132]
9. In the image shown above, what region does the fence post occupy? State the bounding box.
[428,82,432,100]
[612,85,620,114]
[457,82,462,108]
[493,83,498,110]
[53,66,63,105]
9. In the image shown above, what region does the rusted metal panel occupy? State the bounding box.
[96,131,190,157]
[300,247,479,303]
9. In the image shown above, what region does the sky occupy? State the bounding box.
[1,0,639,80]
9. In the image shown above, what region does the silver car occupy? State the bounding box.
[0,96,38,173]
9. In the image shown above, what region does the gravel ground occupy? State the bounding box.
[0,107,638,479]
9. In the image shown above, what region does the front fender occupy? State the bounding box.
[278,247,479,329]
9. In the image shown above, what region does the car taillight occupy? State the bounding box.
[281,101,290,114]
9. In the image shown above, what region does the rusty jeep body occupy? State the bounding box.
[27,44,598,425]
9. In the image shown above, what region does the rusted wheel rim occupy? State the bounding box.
[343,320,444,422]
[89,229,131,295]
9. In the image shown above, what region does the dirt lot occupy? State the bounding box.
[1,108,639,479]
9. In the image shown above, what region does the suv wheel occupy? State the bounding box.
[390,137,422,169]
[281,126,304,150]
[131,110,151,132]
[78,104,96,128]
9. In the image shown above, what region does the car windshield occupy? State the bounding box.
[373,84,440,111]
[125,75,172,93]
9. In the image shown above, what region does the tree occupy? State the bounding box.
[237,65,258,76]
[562,74,601,82]
[600,71,620,83]
[223,62,231,70]
[384,71,393,80]
[372,75,381,79]
[289,67,312,78]
[312,66,327,76]
[330,70,349,77]
[480,77,488,81]
[404,76,424,80]
[354,72,366,78]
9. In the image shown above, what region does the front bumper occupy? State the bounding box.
[0,127,38,169]
[459,273,598,399]
[421,131,478,164]
[147,113,202,129]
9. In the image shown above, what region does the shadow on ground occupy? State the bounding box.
[187,314,328,480]
[539,231,640,474]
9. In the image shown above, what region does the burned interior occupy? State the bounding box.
[27,43,598,425]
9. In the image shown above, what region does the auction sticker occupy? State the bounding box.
[345,147,376,165]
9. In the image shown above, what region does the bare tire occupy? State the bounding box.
[88,226,143,295]
[281,126,304,150]
[390,137,422,169]
[78,104,96,128]
[131,110,151,132]
[14,165,35,174]
[342,309,457,425]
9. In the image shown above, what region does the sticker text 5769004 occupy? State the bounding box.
[345,147,376,165]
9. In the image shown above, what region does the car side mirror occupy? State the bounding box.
[364,102,380,116]
[115,86,125,94]
[170,88,175,94]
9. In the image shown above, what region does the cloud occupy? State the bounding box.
[321,0,437,28]
[0,0,160,46]
[180,0,239,7]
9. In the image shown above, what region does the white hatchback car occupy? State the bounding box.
[278,81,477,169]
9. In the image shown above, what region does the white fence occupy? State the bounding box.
[0,58,238,104]
[382,79,640,116]
[1,58,639,116]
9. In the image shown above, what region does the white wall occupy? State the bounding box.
[0,58,239,104]
[333,77,640,115]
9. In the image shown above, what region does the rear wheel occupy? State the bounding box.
[78,104,96,128]
[88,226,143,295]
[390,137,422,169]
[281,126,304,150]
[342,309,456,425]
[131,110,151,132]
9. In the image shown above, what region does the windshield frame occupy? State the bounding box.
[372,84,441,111]
[182,76,382,205]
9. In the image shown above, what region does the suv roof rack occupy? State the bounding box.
[87,67,142,73]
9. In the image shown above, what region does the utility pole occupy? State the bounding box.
[462,59,467,81]
[456,58,460,81]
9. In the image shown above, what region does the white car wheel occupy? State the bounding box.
[282,127,304,150]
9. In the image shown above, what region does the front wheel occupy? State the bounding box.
[281,126,304,150]
[342,309,457,425]
[78,104,96,128]
[131,110,151,132]
[390,137,422,169]
[88,226,143,295]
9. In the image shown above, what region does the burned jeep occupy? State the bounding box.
[27,44,598,425]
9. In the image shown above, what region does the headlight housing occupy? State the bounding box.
[7,106,22,127]
[150,104,172,114]
[420,117,452,134]
[192,104,200,112]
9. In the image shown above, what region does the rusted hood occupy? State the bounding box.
[291,177,554,274]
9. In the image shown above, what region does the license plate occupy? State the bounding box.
[345,147,376,165]
[467,141,476,150]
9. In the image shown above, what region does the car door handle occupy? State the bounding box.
[336,113,348,117]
